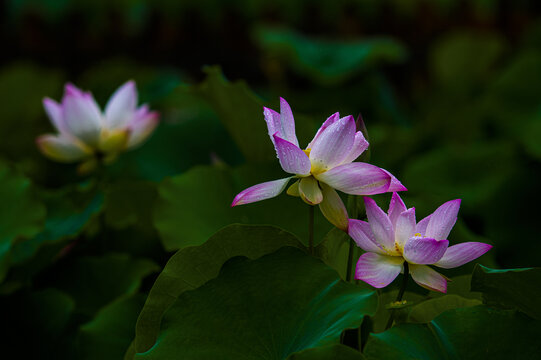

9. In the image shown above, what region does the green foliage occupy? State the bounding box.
[406,295,481,323]
[53,253,158,315]
[154,165,332,251]
[471,265,541,320]
[133,224,302,354]
[287,344,365,359]
[77,294,147,360]
[194,66,274,162]
[135,247,378,359]
[0,161,46,281]
[364,306,541,359]
[255,26,407,85]
[315,227,362,281]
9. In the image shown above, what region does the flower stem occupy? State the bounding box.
[385,262,409,330]
[345,239,355,282]
[308,205,314,254]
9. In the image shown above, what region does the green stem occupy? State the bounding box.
[345,239,355,282]
[385,262,409,330]
[308,205,314,254]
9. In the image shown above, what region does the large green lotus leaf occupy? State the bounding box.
[135,247,378,359]
[193,66,275,162]
[153,164,331,251]
[0,161,46,280]
[471,265,541,320]
[364,306,540,359]
[406,295,481,323]
[133,224,302,354]
[77,294,147,360]
[254,26,406,85]
[369,274,481,334]
[287,344,365,359]
[54,253,158,315]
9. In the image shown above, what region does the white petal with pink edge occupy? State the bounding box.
[394,208,416,250]
[425,199,461,240]
[43,98,67,133]
[388,192,407,227]
[364,197,396,251]
[348,219,386,254]
[355,252,404,288]
[315,162,390,195]
[307,112,339,149]
[272,134,311,176]
[409,264,447,293]
[403,237,448,264]
[62,85,103,146]
[435,242,493,269]
[105,80,137,129]
[126,107,159,149]
[340,131,369,165]
[231,177,292,207]
[309,115,356,171]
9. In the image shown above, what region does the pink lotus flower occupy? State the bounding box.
[350,193,492,293]
[231,98,406,231]
[37,81,159,169]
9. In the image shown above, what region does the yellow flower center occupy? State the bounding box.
[302,148,328,176]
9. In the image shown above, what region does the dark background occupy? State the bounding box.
[1,1,540,358]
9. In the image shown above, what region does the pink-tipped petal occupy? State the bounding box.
[105,80,137,129]
[231,177,291,207]
[263,107,281,145]
[355,252,404,288]
[43,98,66,133]
[403,237,449,264]
[415,215,431,235]
[307,112,340,149]
[435,242,493,269]
[62,85,103,146]
[364,197,396,251]
[340,131,369,165]
[348,219,385,254]
[309,115,356,171]
[36,134,92,163]
[272,134,311,176]
[298,176,323,205]
[388,192,407,227]
[315,162,390,195]
[381,169,407,192]
[318,183,349,231]
[126,106,159,149]
[395,208,416,250]
[279,97,299,146]
[425,199,461,240]
[409,264,447,293]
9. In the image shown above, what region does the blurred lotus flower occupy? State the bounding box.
[351,193,492,293]
[37,81,159,172]
[231,98,406,231]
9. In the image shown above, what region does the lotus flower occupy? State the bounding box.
[231,98,406,231]
[37,81,159,171]
[350,193,492,293]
